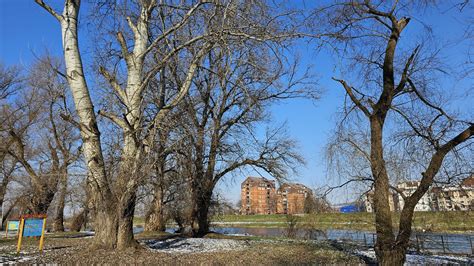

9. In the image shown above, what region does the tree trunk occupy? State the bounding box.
[58,1,115,249]
[70,208,87,232]
[52,170,68,232]
[377,248,406,265]
[114,134,142,249]
[370,115,399,264]
[116,190,138,249]
[191,183,213,237]
[31,183,56,214]
[145,192,166,232]
[0,183,6,229]
[93,206,118,248]
[0,198,4,230]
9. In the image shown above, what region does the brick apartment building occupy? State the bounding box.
[241,177,277,215]
[240,177,311,215]
[276,183,312,214]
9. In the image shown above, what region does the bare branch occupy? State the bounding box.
[144,1,207,56]
[59,113,81,129]
[404,124,474,211]
[98,66,128,104]
[394,46,420,95]
[97,109,129,131]
[332,77,372,117]
[116,32,131,63]
[34,0,63,22]
[407,78,453,120]
[162,43,214,111]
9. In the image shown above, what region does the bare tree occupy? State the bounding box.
[0,63,21,101]
[35,0,303,248]
[34,0,114,248]
[67,174,91,232]
[176,44,308,236]
[143,116,187,232]
[0,155,18,230]
[3,75,52,214]
[33,57,81,232]
[2,58,80,221]
[304,189,331,214]
[0,63,22,228]
[320,1,474,264]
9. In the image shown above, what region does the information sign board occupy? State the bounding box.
[7,220,19,231]
[16,214,47,253]
[23,219,45,237]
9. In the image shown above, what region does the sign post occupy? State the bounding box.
[39,217,47,251]
[16,219,25,254]
[16,214,47,254]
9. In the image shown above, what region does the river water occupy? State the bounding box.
[210,227,474,255]
[134,226,473,255]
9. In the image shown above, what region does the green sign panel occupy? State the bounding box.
[7,220,19,230]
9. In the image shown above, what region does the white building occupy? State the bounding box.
[363,177,474,212]
[431,186,474,211]
[396,181,432,212]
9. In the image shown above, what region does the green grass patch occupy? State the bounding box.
[211,211,474,233]
[135,230,172,240]
[133,216,145,226]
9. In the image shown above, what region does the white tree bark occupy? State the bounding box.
[35,0,117,248]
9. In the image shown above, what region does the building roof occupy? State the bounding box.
[241,176,276,187]
[278,182,311,193]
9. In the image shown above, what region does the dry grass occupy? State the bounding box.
[0,233,361,265]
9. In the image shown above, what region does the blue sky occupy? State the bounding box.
[1,1,472,205]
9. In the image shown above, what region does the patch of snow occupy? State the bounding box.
[225,233,252,237]
[143,238,249,253]
[355,249,376,260]
[80,230,95,234]
[355,249,474,265]
[0,252,36,264]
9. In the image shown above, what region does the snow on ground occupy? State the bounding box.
[224,233,252,237]
[356,249,473,265]
[0,254,36,264]
[143,238,249,253]
[0,246,36,264]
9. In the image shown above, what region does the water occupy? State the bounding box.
[133,226,473,255]
[132,227,174,234]
[212,227,373,242]
[211,227,474,255]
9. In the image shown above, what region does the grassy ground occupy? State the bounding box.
[133,216,145,226]
[0,232,361,264]
[211,211,474,233]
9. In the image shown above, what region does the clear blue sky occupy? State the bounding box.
[1,1,472,205]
